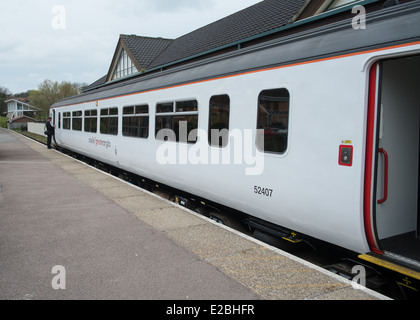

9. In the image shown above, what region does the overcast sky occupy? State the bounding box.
[0,0,262,94]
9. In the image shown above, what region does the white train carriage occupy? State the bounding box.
[51,2,420,294]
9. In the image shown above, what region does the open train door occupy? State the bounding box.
[363,56,420,295]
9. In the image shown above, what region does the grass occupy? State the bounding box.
[14,129,48,144]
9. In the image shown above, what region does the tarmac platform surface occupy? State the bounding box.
[0,128,390,300]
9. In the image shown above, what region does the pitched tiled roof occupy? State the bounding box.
[85,0,307,91]
[121,35,173,69]
[5,97,31,104]
[148,0,307,68]
[83,75,107,91]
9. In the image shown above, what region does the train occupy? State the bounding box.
[50,2,420,297]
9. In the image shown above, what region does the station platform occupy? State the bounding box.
[0,128,390,301]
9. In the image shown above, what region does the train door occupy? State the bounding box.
[365,55,420,263]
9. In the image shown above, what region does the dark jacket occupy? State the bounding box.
[46,121,54,135]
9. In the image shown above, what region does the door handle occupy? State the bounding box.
[377,148,388,204]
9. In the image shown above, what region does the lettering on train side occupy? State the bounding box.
[88,137,111,149]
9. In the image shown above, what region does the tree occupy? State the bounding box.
[0,86,12,116]
[13,90,31,99]
[29,80,87,119]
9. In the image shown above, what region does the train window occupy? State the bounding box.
[209,95,230,147]
[156,102,174,113]
[123,106,134,115]
[256,88,289,154]
[122,105,149,138]
[100,107,119,135]
[58,112,61,129]
[155,100,198,143]
[72,111,83,131]
[109,108,118,116]
[136,105,148,114]
[84,109,97,133]
[63,112,71,130]
[176,100,198,112]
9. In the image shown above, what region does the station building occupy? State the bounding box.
[5,98,39,129]
[84,0,398,92]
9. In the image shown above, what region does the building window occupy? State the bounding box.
[17,103,23,116]
[63,112,71,130]
[84,109,97,133]
[111,49,138,80]
[155,100,198,143]
[72,111,83,131]
[100,107,119,135]
[209,95,230,148]
[256,88,290,154]
[122,105,149,138]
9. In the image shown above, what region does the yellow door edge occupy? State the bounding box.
[359,254,420,281]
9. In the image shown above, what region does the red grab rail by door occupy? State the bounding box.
[377,148,389,204]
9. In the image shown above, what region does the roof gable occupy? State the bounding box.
[121,35,173,69]
[5,98,39,110]
[105,35,174,83]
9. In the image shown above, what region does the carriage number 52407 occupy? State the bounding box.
[254,186,273,197]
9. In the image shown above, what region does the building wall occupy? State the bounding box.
[7,122,27,130]
[7,117,36,130]
[7,101,17,112]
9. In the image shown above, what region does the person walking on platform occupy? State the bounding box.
[45,117,55,149]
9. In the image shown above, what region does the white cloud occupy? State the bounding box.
[0,0,262,94]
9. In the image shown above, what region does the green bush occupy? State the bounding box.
[0,117,7,128]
